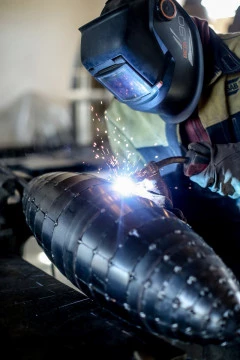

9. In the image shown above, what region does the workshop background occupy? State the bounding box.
[0,1,240,358]
[0,0,114,288]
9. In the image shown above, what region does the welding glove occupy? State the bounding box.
[183,141,240,199]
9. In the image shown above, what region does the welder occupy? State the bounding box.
[80,0,240,199]
[80,0,240,286]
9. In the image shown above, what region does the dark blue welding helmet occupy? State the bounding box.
[79,0,204,124]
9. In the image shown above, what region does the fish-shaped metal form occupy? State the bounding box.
[22,171,240,346]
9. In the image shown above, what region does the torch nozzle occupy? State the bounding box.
[130,156,188,220]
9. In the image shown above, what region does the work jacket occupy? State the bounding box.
[104,30,240,176]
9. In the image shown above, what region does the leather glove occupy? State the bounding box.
[183,141,240,199]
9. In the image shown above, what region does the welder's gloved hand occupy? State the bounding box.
[184,141,240,199]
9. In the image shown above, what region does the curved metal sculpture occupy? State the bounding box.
[22,171,240,346]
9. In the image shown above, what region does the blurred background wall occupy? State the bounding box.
[0,0,104,109]
[0,0,110,148]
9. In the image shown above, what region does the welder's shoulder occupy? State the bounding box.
[219,32,240,58]
[104,99,168,148]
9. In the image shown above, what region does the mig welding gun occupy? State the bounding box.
[131,148,212,221]
[133,139,240,214]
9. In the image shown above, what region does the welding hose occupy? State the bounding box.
[155,156,188,170]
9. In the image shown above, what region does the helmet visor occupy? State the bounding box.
[80,0,203,123]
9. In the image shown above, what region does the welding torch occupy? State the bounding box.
[132,156,187,198]
[131,152,210,220]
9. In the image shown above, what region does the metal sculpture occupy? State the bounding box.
[22,171,240,346]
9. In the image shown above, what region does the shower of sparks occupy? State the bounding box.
[90,104,142,183]
[88,103,186,201]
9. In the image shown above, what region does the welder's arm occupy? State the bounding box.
[184,141,240,199]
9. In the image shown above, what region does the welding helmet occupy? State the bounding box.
[79,0,204,124]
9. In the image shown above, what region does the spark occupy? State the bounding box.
[91,104,143,184]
